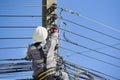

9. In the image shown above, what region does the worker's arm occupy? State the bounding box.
[46,28,58,69]
[25,45,32,60]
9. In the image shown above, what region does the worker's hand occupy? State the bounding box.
[48,27,58,36]
[53,28,58,33]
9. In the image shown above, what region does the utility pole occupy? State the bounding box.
[42,0,57,29]
[42,0,58,79]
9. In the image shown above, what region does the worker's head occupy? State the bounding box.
[32,26,48,42]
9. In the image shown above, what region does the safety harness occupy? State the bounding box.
[33,41,57,80]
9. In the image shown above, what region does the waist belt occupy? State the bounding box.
[36,68,56,80]
[34,59,44,64]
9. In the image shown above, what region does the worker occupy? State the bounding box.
[25,26,68,80]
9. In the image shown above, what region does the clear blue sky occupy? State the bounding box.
[0,0,120,80]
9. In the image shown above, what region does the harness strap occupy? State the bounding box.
[36,68,56,80]
[34,59,44,64]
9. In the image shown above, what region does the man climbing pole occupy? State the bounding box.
[25,26,68,80]
[25,0,68,79]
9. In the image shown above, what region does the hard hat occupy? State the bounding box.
[32,26,48,42]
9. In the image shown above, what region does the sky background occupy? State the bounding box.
[0,0,120,80]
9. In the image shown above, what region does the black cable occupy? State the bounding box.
[1,26,119,51]
[0,62,31,67]
[0,42,119,56]
[58,6,120,33]
[60,27,120,51]
[60,38,120,61]
[0,36,119,61]
[1,38,119,61]
[0,58,25,61]
[0,26,36,28]
[66,43,120,57]
[0,15,42,17]
[0,4,41,7]
[0,37,31,40]
[64,60,119,80]
[60,46,120,69]
[0,66,32,71]
[0,69,31,74]
[58,17,120,41]
[65,65,104,80]
[0,46,27,50]
[60,25,120,63]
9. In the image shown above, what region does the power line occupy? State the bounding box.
[0,26,36,28]
[0,69,31,74]
[0,43,119,56]
[58,17,120,41]
[0,46,27,50]
[0,26,119,50]
[60,27,120,51]
[0,62,31,67]
[61,39,120,61]
[58,6,120,33]
[0,4,41,7]
[60,46,120,69]
[0,37,31,40]
[0,58,25,61]
[0,43,119,61]
[0,16,119,42]
[2,5,118,33]
[0,37,119,61]
[0,58,115,79]
[66,43,120,57]
[0,4,53,7]
[65,60,120,80]
[0,58,118,80]
[0,15,42,17]
[0,36,119,61]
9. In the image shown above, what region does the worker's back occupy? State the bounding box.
[27,42,46,78]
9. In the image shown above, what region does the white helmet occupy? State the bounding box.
[32,26,48,42]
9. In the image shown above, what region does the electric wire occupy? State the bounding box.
[58,19,120,62]
[0,73,33,80]
[65,64,106,80]
[58,6,120,33]
[0,47,27,50]
[58,17,120,41]
[0,5,119,80]
[0,4,53,7]
[0,4,41,7]
[0,69,31,74]
[0,66,32,71]
[0,43,119,60]
[60,26,120,60]
[0,37,31,40]
[0,26,119,51]
[60,27,120,51]
[0,62,31,67]
[0,39,119,62]
[0,58,25,61]
[66,43,120,57]
[0,58,118,80]
[0,15,42,17]
[61,37,120,61]
[0,16,119,42]
[0,26,36,28]
[2,4,117,33]
[60,46,120,69]
[0,61,108,80]
[65,60,120,80]
[0,36,119,61]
